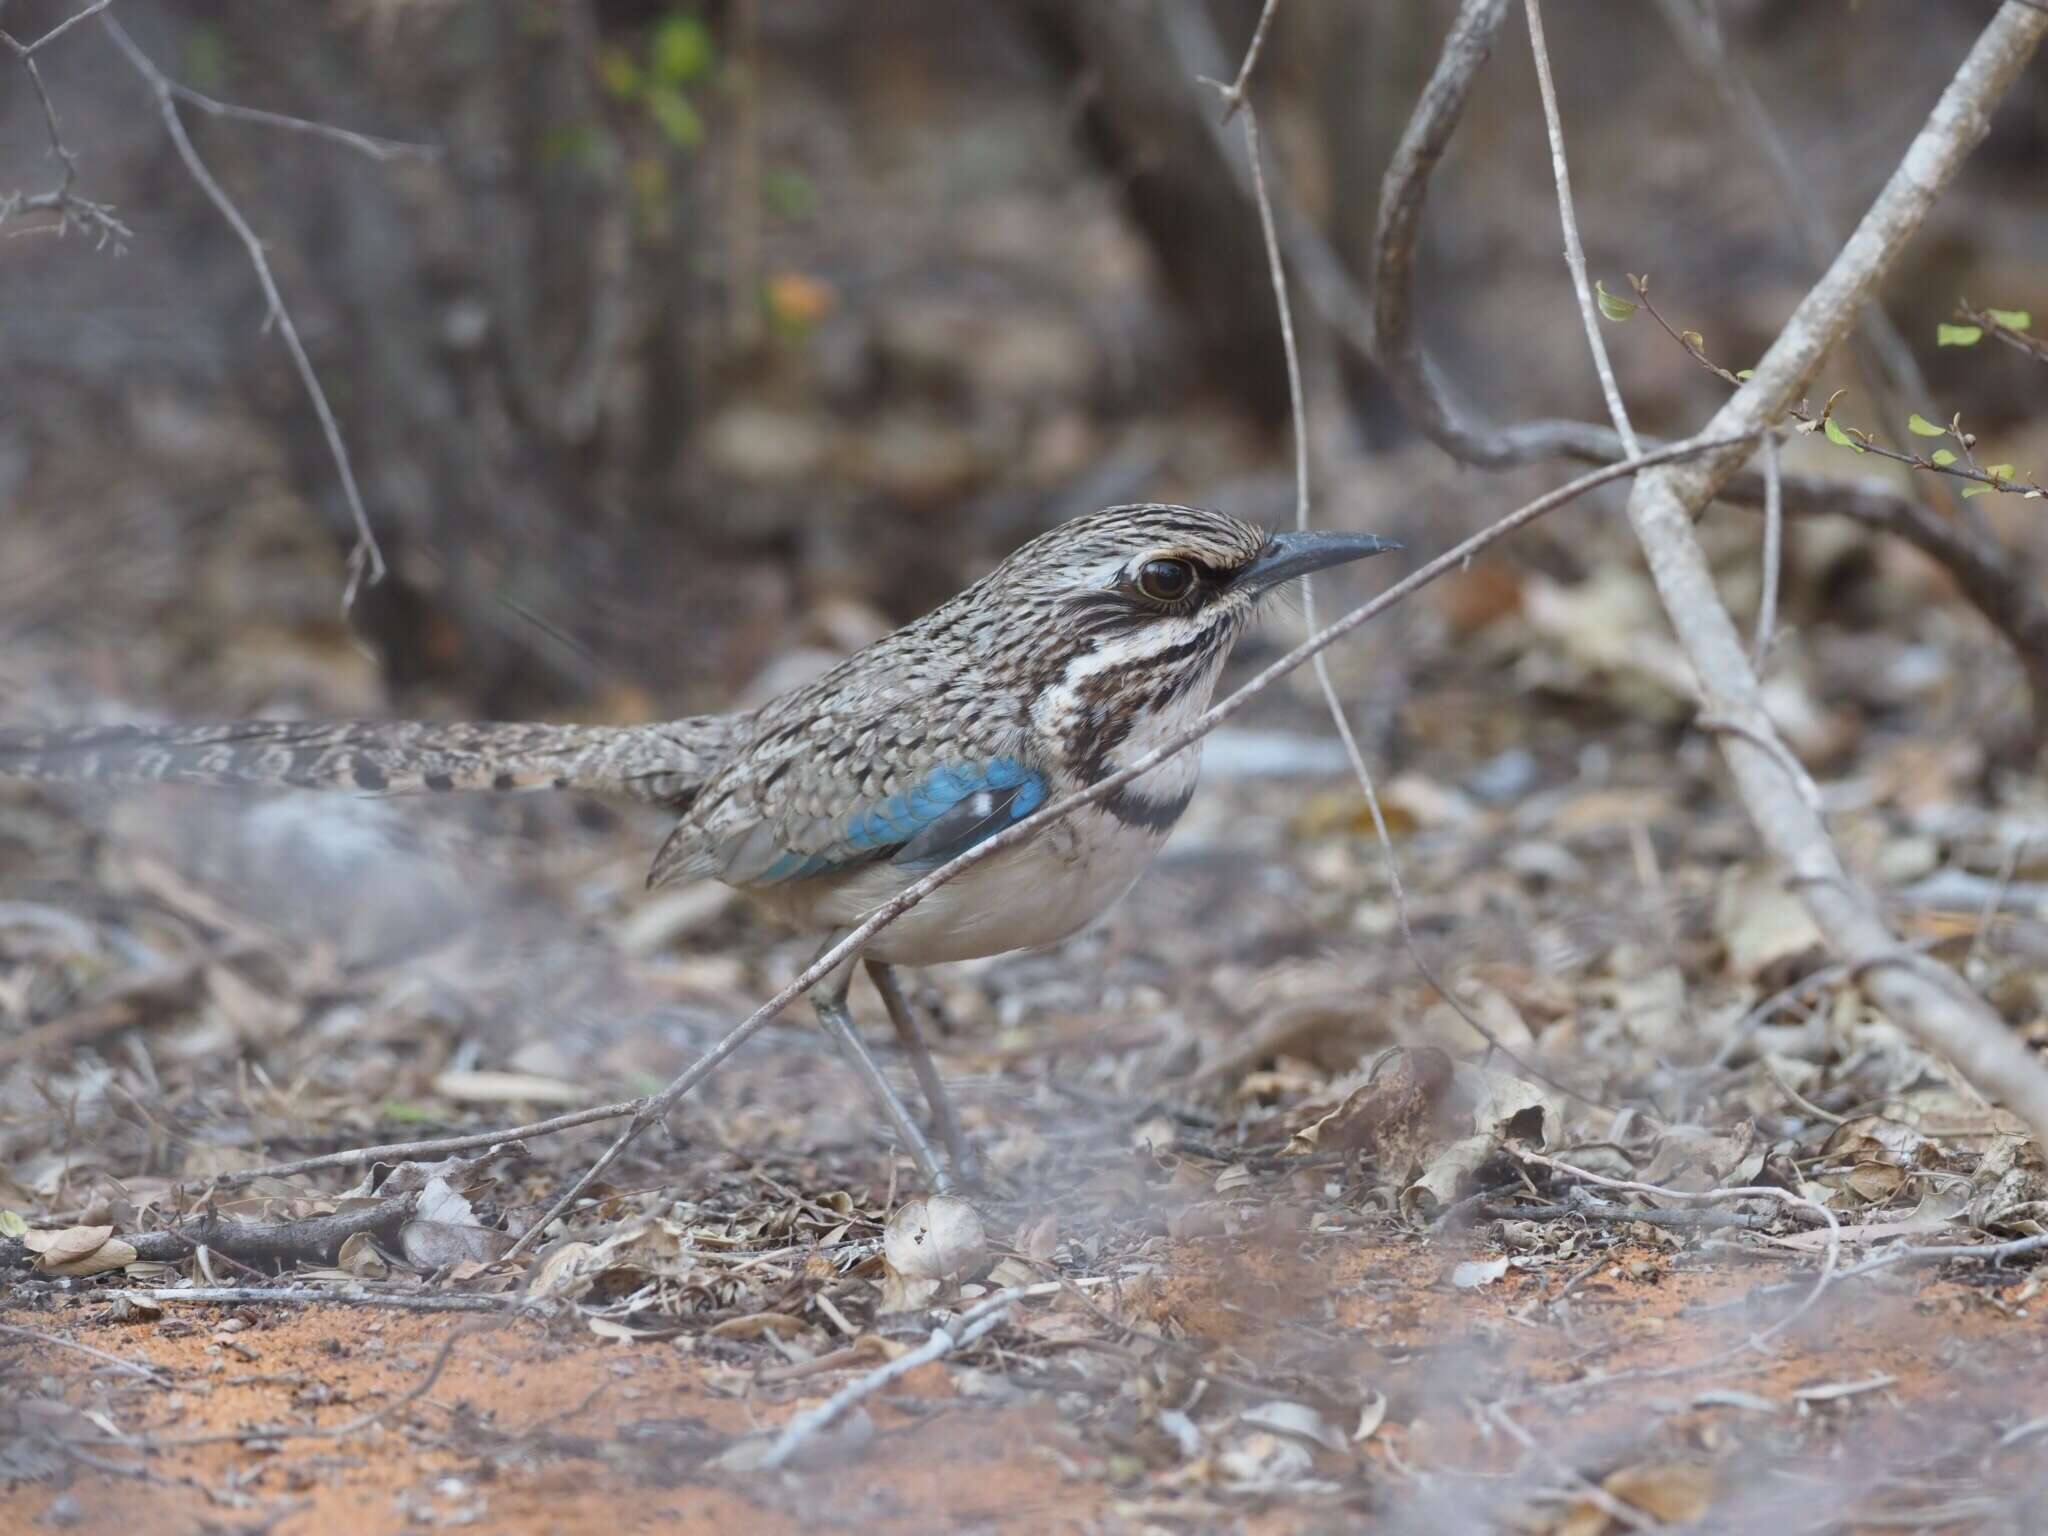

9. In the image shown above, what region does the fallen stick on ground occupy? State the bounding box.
[1515,1147,1845,1336]
[755,1287,1023,1471]
[98,1285,551,1317]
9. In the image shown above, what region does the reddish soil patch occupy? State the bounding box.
[10,1231,2046,1533]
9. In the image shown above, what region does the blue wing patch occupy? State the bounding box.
[747,758,1046,885]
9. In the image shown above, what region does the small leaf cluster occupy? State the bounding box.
[599,10,717,150]
[1937,308,2031,349]
[1601,273,2042,501]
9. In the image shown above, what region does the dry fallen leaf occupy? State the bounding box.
[336,1230,390,1279]
[1599,1460,1719,1524]
[1288,1047,1452,1158]
[1239,1400,1347,1453]
[1400,1133,1494,1221]
[25,1224,139,1277]
[397,1176,515,1270]
[1451,1256,1511,1289]
[1715,865,1827,984]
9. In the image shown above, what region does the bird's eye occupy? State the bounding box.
[1135,558,1196,603]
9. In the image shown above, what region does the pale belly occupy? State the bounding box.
[739,804,1170,965]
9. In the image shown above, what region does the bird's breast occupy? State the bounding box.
[750,802,1171,965]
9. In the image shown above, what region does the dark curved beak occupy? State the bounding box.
[1237,530,1400,595]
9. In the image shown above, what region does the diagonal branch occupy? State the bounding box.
[1587,3,2048,1146]
[1367,0,2048,751]
[101,13,389,612]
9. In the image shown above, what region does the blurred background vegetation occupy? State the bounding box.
[2,0,2043,752]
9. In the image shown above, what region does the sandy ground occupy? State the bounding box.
[10,1227,2047,1535]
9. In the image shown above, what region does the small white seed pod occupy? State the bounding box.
[883,1194,989,1284]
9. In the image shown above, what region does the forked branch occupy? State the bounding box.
[1520,2,2048,1146]
[1369,0,2048,750]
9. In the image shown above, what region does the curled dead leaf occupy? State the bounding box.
[1400,1133,1493,1221]
[1288,1047,1452,1158]
[1715,866,1826,985]
[336,1231,390,1279]
[1451,1257,1512,1289]
[1600,1460,1719,1524]
[25,1225,139,1277]
[528,1240,602,1299]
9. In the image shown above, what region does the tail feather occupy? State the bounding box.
[0,718,736,808]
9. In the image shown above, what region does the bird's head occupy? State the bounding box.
[944,503,1396,795]
[981,503,1397,671]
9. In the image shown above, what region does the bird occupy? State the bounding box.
[0,504,1396,1190]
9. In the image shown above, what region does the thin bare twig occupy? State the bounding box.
[1507,1149,1843,1408]
[1844,1231,2048,1277]
[1755,429,1782,673]
[1514,1150,1842,1332]
[1524,0,1639,459]
[104,1285,550,1316]
[101,13,388,614]
[757,1289,1021,1470]
[160,80,437,162]
[15,0,115,52]
[0,1321,170,1385]
[0,0,130,245]
[1203,0,1280,122]
[1209,10,1603,1108]
[1478,1200,1778,1233]
[214,1108,633,1190]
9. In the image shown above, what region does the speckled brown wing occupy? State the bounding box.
[643,628,1034,891]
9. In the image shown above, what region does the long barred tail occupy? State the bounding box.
[0,717,737,808]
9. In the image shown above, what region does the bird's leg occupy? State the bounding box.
[865,959,978,1186]
[810,948,953,1194]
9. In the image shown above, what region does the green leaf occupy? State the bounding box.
[379,1101,441,1124]
[1961,483,1994,498]
[1986,308,2032,331]
[1930,448,1958,467]
[1937,323,1983,347]
[184,26,229,94]
[539,122,604,170]
[763,168,817,220]
[1986,464,2015,481]
[0,1210,26,1239]
[1735,368,1755,381]
[650,13,714,85]
[1906,413,1947,438]
[598,47,642,100]
[1595,280,1637,323]
[1822,417,1865,452]
[646,84,705,149]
